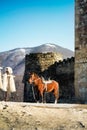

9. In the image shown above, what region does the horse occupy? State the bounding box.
[28,72,59,103]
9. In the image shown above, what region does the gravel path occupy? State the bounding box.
[0,101,87,130]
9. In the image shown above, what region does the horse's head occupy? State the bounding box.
[28,72,39,84]
[28,72,35,84]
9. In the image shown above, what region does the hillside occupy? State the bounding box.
[0,43,74,75]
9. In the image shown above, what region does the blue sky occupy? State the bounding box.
[0,0,74,52]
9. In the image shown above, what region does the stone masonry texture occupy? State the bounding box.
[75,0,87,103]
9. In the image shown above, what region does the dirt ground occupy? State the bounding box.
[0,101,87,130]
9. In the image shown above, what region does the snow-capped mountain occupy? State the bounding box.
[0,43,74,75]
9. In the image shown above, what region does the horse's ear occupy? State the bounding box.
[33,72,35,75]
[31,72,35,76]
[29,72,31,75]
[29,72,34,75]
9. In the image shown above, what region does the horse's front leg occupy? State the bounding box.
[43,91,46,103]
[40,90,45,103]
[41,93,44,103]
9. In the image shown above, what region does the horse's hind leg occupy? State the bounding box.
[55,98,58,104]
[54,92,58,104]
[54,88,59,104]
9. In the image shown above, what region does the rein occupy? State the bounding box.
[31,77,40,102]
[31,84,37,102]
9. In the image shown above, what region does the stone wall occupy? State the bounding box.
[75,0,87,103]
[44,57,75,103]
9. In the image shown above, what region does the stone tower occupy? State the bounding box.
[75,0,87,103]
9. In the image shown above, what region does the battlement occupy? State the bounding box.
[55,57,74,75]
[55,57,74,66]
[25,52,63,73]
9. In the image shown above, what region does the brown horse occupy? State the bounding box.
[28,72,59,103]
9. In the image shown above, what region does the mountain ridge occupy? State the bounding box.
[0,43,74,75]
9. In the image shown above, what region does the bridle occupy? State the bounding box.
[30,77,40,84]
[29,76,40,102]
